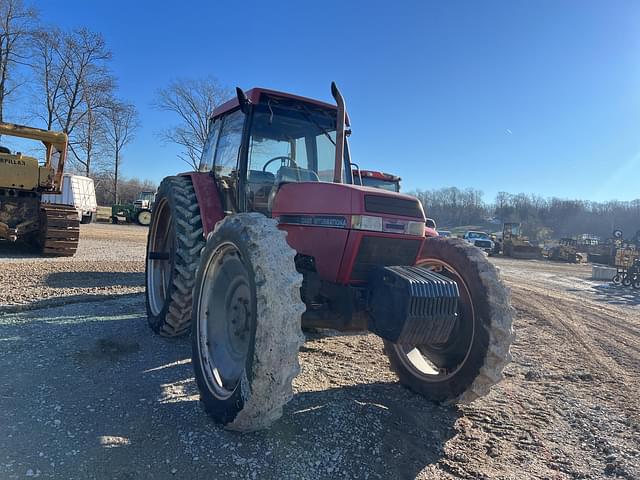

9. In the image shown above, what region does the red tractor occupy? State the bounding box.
[145,83,513,431]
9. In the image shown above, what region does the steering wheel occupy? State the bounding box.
[262,155,297,172]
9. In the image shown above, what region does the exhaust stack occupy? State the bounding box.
[331,82,346,183]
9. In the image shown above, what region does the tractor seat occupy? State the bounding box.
[276,166,319,184]
[247,170,277,215]
[248,170,276,185]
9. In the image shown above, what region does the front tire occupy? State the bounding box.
[192,213,305,431]
[384,237,514,404]
[145,176,204,337]
[137,208,152,226]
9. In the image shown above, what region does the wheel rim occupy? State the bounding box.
[138,211,152,226]
[392,258,476,382]
[147,199,174,316]
[197,242,253,400]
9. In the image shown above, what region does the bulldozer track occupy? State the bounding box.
[41,204,79,257]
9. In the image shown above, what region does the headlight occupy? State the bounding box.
[351,215,383,232]
[406,221,425,236]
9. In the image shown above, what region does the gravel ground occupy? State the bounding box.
[0,224,146,308]
[1,224,639,479]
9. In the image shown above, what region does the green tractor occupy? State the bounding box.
[111,191,155,226]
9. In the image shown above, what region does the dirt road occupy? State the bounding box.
[1,224,638,479]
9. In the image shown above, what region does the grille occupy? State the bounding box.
[351,236,422,281]
[364,195,423,219]
[475,240,492,248]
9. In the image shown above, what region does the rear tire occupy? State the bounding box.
[383,237,514,404]
[145,176,204,337]
[622,274,632,287]
[632,277,640,290]
[192,213,305,431]
[612,273,621,285]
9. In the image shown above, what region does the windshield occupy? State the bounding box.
[358,176,400,192]
[468,232,489,239]
[248,96,349,184]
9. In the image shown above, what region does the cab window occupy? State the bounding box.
[213,110,244,180]
[199,118,221,172]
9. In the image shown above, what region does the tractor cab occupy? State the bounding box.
[134,191,156,210]
[0,123,68,194]
[199,88,354,216]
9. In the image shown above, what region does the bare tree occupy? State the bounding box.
[155,76,230,170]
[31,27,114,175]
[0,0,37,123]
[102,100,139,203]
[31,28,65,130]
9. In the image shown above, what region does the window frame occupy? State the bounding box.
[198,117,222,172]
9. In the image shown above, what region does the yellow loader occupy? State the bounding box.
[0,123,79,256]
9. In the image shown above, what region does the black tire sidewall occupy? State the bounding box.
[145,180,180,331]
[191,222,258,425]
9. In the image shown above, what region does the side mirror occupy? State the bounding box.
[236,87,251,114]
[425,218,437,230]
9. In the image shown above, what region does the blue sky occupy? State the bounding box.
[23,0,640,202]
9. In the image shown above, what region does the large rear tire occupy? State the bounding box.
[192,213,305,431]
[383,237,514,404]
[145,176,204,337]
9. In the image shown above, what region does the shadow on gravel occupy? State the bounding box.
[284,384,460,477]
[0,292,141,314]
[0,298,459,479]
[45,271,144,289]
[0,241,40,258]
[591,283,640,307]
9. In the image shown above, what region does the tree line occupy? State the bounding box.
[0,0,230,205]
[412,187,640,241]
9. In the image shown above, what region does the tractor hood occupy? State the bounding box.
[272,182,426,232]
[272,182,427,284]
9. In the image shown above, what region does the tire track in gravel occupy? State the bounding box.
[512,283,640,389]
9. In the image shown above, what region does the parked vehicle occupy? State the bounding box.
[501,223,542,259]
[0,123,79,256]
[548,238,587,263]
[42,174,97,224]
[463,231,494,254]
[111,191,156,226]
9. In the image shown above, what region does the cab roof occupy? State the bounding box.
[354,170,401,182]
[211,87,350,125]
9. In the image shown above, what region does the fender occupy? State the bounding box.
[179,172,225,236]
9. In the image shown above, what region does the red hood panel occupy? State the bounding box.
[272,182,425,220]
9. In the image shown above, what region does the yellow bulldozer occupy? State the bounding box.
[501,222,542,259]
[0,123,79,256]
